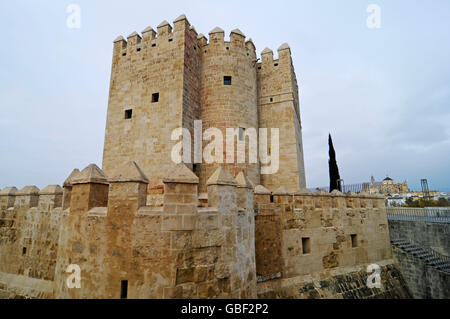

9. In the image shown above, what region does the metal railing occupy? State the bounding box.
[308,182,371,194]
[387,207,450,223]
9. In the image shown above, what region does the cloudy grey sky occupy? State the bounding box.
[0,0,449,192]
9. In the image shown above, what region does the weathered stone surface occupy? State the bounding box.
[72,164,108,185]
[108,161,149,183]
[0,16,412,300]
[40,185,63,195]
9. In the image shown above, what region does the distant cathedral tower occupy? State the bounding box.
[102,15,306,192]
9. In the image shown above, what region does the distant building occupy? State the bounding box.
[369,176,409,195]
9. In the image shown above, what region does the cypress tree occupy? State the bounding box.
[328,134,341,192]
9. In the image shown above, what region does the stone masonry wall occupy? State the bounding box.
[52,162,256,299]
[388,220,450,256]
[102,16,200,189]
[0,186,64,298]
[257,46,306,191]
[197,28,260,192]
[0,165,412,299]
[392,245,449,298]
[254,189,411,298]
[103,16,306,194]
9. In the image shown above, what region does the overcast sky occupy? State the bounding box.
[0,0,449,192]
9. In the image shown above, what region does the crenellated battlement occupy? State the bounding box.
[0,184,64,211]
[112,15,199,60]
[257,43,292,70]
[0,162,402,299]
[112,18,258,66]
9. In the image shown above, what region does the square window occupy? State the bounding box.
[136,48,141,52]
[152,93,159,103]
[122,53,126,56]
[351,234,358,247]
[124,109,132,119]
[302,237,311,254]
[258,66,261,70]
[224,76,232,85]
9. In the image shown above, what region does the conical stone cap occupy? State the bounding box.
[0,187,18,196]
[230,28,245,37]
[209,27,224,34]
[235,172,253,189]
[261,47,273,55]
[40,185,63,195]
[109,161,149,183]
[163,164,198,184]
[158,20,171,28]
[72,164,108,185]
[17,186,40,195]
[207,166,236,186]
[63,168,80,187]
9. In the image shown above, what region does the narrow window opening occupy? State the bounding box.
[136,48,141,52]
[257,66,261,70]
[122,53,126,56]
[270,98,273,102]
[238,127,245,141]
[302,238,311,254]
[224,76,232,85]
[120,280,128,299]
[152,93,159,103]
[124,109,132,119]
[193,164,198,173]
[151,43,156,47]
[193,46,197,50]
[226,47,229,50]
[351,234,358,248]
[22,247,27,255]
[168,38,173,42]
[270,195,274,203]
[274,63,279,67]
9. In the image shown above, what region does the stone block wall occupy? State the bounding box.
[388,219,449,256]
[52,162,256,299]
[253,189,410,298]
[0,163,412,299]
[102,15,306,194]
[257,45,306,191]
[0,186,65,298]
[392,245,449,298]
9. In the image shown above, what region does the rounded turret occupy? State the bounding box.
[197,27,259,191]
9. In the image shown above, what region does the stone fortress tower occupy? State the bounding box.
[102,14,306,193]
[0,14,412,300]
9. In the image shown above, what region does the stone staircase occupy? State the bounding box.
[391,238,450,274]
